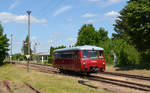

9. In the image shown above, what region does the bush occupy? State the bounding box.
[43,60,48,65]
[112,39,141,66]
[48,57,52,64]
[98,39,141,66]
[141,49,150,67]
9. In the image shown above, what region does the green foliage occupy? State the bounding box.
[112,39,140,66]
[76,24,109,46]
[22,35,33,60]
[114,0,150,52]
[12,53,23,61]
[0,24,9,64]
[98,39,140,66]
[43,60,49,65]
[142,49,150,67]
[98,27,109,43]
[76,24,98,46]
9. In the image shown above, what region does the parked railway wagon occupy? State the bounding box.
[52,45,105,73]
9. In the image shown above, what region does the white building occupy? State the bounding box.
[37,51,49,63]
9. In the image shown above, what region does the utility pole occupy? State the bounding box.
[27,10,31,72]
[21,41,25,63]
[33,42,37,63]
[10,34,13,62]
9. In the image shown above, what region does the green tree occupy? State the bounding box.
[0,24,9,64]
[49,46,55,58]
[97,27,109,43]
[22,35,33,60]
[76,24,98,46]
[12,53,23,61]
[114,0,150,52]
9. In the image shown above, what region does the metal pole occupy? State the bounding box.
[10,34,13,62]
[27,10,31,72]
[34,43,37,63]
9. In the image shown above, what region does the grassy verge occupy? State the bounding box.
[0,64,112,93]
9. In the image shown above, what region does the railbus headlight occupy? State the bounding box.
[83,62,85,65]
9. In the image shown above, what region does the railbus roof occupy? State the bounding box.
[53,45,104,53]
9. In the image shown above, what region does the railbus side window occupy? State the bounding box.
[82,50,88,58]
[55,53,61,59]
[99,51,104,59]
[60,51,73,59]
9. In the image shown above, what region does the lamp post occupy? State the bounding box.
[10,34,13,62]
[27,10,31,72]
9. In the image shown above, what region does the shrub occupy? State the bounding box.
[98,39,140,66]
[141,49,150,67]
[112,39,140,66]
[48,57,52,64]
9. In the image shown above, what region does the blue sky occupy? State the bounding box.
[0,0,128,54]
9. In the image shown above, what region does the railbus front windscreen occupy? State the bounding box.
[89,50,98,59]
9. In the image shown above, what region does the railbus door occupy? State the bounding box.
[73,51,80,71]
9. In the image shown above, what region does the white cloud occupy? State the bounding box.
[82,13,98,18]
[31,36,37,41]
[9,0,20,10]
[53,6,72,16]
[88,0,124,6]
[49,32,61,38]
[105,11,120,21]
[104,0,124,6]
[0,12,47,24]
[42,24,48,28]
[108,0,122,3]
[68,37,76,42]
[105,11,119,16]
[49,40,54,43]
[87,19,97,23]
[88,0,100,2]
[66,18,72,22]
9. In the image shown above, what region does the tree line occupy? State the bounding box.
[0,24,9,65]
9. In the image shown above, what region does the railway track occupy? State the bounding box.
[88,76,150,92]
[26,62,150,81]
[2,81,13,93]
[24,82,41,93]
[101,72,150,81]
[9,62,150,92]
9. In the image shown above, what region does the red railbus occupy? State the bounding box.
[52,45,105,73]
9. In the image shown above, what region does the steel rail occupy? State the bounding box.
[102,72,150,81]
